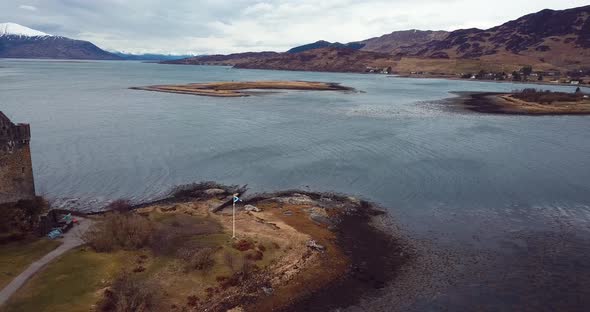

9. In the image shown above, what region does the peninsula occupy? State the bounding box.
[459,89,590,115]
[130,81,355,97]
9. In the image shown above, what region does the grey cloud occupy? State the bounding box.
[1,0,588,54]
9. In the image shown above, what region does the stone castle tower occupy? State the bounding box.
[0,111,35,204]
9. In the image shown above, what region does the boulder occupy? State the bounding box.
[309,212,333,226]
[306,239,326,252]
[204,188,226,195]
[277,194,315,205]
[347,196,361,205]
[244,204,261,212]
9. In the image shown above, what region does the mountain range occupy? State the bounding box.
[0,22,121,60]
[0,23,192,61]
[168,5,590,75]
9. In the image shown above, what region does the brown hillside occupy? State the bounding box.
[410,5,590,69]
[234,47,397,73]
[164,5,590,75]
[359,30,449,54]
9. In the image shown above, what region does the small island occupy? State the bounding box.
[130,81,355,97]
[459,88,590,115]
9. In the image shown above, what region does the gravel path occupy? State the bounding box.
[0,217,92,306]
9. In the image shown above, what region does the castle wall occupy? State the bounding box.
[0,112,36,204]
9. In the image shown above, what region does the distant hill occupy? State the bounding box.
[359,30,449,54]
[0,22,121,60]
[114,52,194,61]
[163,51,280,66]
[235,47,395,73]
[409,5,590,67]
[286,40,364,53]
[164,47,395,73]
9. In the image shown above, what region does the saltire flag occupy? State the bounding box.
[233,195,241,203]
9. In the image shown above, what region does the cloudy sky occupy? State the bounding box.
[1,0,587,55]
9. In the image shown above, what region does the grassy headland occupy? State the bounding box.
[2,183,408,312]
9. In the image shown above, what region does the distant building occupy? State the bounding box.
[0,111,35,204]
[538,70,561,77]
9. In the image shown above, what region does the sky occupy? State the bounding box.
[1,0,588,55]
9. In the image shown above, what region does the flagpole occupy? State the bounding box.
[232,193,237,239]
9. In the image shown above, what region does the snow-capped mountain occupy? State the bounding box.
[0,22,50,37]
[0,22,120,60]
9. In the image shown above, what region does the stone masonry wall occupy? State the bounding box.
[0,112,36,204]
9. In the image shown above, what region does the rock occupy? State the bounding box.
[244,204,261,212]
[276,194,314,205]
[306,240,326,252]
[308,207,333,226]
[283,210,293,216]
[262,287,274,295]
[309,212,333,226]
[204,188,226,195]
[347,196,361,205]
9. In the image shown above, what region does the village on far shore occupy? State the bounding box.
[398,65,590,87]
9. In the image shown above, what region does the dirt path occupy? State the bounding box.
[0,217,92,306]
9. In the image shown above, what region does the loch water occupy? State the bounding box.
[2,59,590,311]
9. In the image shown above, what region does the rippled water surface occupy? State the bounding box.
[2,59,590,310]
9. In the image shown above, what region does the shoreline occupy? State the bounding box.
[391,74,590,89]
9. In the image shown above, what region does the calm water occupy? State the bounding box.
[2,59,590,310]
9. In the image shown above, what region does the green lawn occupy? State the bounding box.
[1,248,131,312]
[0,239,62,289]
[1,211,284,311]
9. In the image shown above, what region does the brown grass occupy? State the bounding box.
[180,247,216,272]
[232,239,254,251]
[99,273,165,312]
[82,212,153,252]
